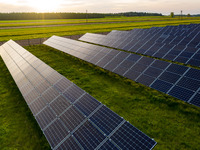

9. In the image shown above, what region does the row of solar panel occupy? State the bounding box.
[0,40,156,150]
[107,24,200,39]
[91,25,200,49]
[44,36,200,107]
[79,24,200,67]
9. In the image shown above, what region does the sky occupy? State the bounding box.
[0,0,200,15]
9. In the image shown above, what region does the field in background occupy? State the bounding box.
[0,16,200,149]
[0,16,200,41]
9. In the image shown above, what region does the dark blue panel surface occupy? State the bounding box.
[174,56,189,63]
[131,63,148,73]
[60,106,85,131]
[35,80,51,94]
[41,87,60,103]
[96,53,115,68]
[185,68,200,81]
[179,52,194,58]
[89,51,107,64]
[74,93,101,117]
[151,79,173,93]
[29,97,47,115]
[56,136,82,150]
[98,140,119,150]
[74,121,106,150]
[106,52,129,69]
[177,77,200,91]
[45,71,63,85]
[120,59,136,68]
[63,85,85,103]
[90,106,123,135]
[153,52,166,58]
[124,69,141,81]
[54,78,72,93]
[20,82,34,95]
[192,53,200,60]
[113,65,129,76]
[44,120,69,149]
[137,57,154,66]
[151,60,170,70]
[166,64,188,75]
[190,93,200,107]
[126,54,141,62]
[104,57,124,71]
[111,122,156,150]
[144,67,162,78]
[159,71,181,84]
[24,89,40,104]
[36,106,56,129]
[136,74,155,86]
[163,54,177,60]
[168,86,194,102]
[187,59,200,67]
[168,50,182,55]
[50,95,71,116]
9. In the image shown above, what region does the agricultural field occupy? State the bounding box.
[0,16,200,150]
[0,16,200,41]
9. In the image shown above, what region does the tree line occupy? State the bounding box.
[107,12,162,17]
[0,12,163,20]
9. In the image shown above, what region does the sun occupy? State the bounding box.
[28,0,61,12]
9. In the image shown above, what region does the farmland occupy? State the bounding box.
[0,16,200,150]
[0,16,200,41]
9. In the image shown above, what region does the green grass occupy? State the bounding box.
[1,44,199,149]
[0,17,200,41]
[0,16,199,27]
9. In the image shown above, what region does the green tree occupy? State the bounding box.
[170,12,174,18]
[187,13,191,17]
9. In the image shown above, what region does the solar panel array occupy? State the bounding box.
[79,24,200,67]
[44,36,200,107]
[0,40,157,150]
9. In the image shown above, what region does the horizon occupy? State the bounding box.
[0,0,200,15]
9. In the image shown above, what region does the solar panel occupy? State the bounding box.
[44,36,200,107]
[79,24,200,67]
[0,40,156,149]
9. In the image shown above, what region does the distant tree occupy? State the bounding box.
[170,12,174,18]
[187,14,191,17]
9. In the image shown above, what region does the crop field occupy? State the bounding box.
[0,16,200,41]
[0,16,200,150]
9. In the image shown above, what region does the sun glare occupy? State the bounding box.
[27,0,62,12]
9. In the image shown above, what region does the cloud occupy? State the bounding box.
[0,0,199,14]
[0,2,36,12]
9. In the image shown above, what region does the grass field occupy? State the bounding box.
[0,16,200,41]
[0,44,200,150]
[0,16,200,150]
[0,16,199,27]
